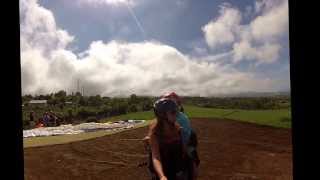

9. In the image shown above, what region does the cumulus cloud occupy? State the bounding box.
[20,0,74,52]
[233,41,281,64]
[202,0,288,64]
[202,4,241,49]
[250,0,288,42]
[19,0,286,96]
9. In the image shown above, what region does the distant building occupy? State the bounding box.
[28,100,48,106]
[65,101,73,105]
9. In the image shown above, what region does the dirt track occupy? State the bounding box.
[24,118,292,180]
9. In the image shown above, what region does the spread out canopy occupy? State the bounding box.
[23,120,145,138]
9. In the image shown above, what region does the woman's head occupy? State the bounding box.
[150,98,180,138]
[153,98,178,125]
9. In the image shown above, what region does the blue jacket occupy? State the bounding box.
[176,112,192,145]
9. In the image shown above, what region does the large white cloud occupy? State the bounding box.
[19,0,287,96]
[202,0,288,64]
[20,0,74,52]
[202,5,241,49]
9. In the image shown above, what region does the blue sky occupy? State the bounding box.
[39,0,259,54]
[19,0,290,96]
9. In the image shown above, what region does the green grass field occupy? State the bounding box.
[101,111,155,122]
[101,105,291,128]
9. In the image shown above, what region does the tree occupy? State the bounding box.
[79,96,88,106]
[129,94,138,105]
[118,102,129,114]
[55,90,67,98]
[128,104,138,112]
[88,95,103,106]
[100,105,112,117]
[52,90,67,106]
[67,109,73,117]
[47,98,58,106]
[38,95,49,100]
[142,99,153,111]
[110,101,128,115]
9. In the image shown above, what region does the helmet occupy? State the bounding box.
[153,98,178,118]
[161,92,182,105]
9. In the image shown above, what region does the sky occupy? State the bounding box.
[19,0,290,97]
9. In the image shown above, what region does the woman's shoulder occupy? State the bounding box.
[147,120,158,136]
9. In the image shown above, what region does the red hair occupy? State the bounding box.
[161,92,182,105]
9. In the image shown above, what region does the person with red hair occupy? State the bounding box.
[161,92,200,179]
[144,92,199,179]
[161,92,190,144]
[148,98,190,179]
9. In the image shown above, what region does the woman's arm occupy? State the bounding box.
[150,134,166,179]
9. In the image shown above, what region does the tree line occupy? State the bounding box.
[21,90,291,129]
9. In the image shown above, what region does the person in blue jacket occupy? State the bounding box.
[161,92,200,179]
[143,92,200,179]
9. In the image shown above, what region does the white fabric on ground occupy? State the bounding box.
[23,120,145,138]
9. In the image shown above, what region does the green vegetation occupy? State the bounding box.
[100,105,291,128]
[184,105,291,128]
[22,91,291,130]
[100,110,155,123]
[22,91,155,129]
[183,96,291,110]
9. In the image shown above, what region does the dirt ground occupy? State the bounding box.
[24,118,292,180]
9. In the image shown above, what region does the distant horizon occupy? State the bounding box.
[22,90,291,98]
